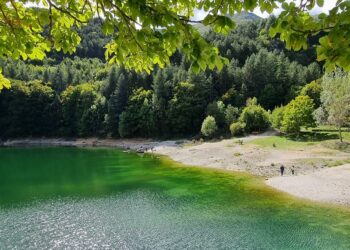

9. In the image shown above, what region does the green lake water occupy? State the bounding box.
[0,147,349,249]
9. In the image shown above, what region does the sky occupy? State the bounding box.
[194,0,337,20]
[254,0,337,17]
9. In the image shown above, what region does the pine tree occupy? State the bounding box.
[51,67,66,93]
[43,69,50,83]
[107,73,128,136]
[103,66,118,99]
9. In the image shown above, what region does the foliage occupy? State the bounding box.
[118,88,155,138]
[201,116,218,137]
[313,106,328,126]
[106,69,129,136]
[61,83,105,136]
[206,101,226,129]
[269,0,350,71]
[239,98,270,133]
[0,19,325,139]
[168,78,212,136]
[0,69,11,90]
[225,105,240,127]
[230,122,246,136]
[0,0,346,90]
[320,69,350,142]
[0,80,60,137]
[236,49,320,109]
[270,106,285,130]
[300,80,322,108]
[281,95,315,134]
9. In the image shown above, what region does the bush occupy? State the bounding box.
[299,80,322,108]
[206,101,226,129]
[201,115,218,137]
[230,122,246,136]
[239,98,270,133]
[225,105,239,127]
[281,95,315,134]
[270,106,285,129]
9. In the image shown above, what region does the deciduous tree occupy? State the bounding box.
[281,95,315,134]
[0,0,348,90]
[320,70,350,142]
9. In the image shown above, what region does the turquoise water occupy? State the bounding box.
[0,147,349,249]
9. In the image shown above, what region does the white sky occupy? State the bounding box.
[254,0,336,17]
[194,0,337,20]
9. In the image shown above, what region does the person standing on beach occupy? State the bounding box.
[291,166,295,175]
[280,165,285,176]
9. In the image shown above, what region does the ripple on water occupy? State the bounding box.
[0,191,227,249]
[0,148,350,249]
[1,190,349,250]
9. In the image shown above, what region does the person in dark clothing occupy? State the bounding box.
[280,165,285,176]
[291,166,295,175]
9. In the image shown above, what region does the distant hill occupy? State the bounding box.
[231,12,261,22]
[194,12,262,33]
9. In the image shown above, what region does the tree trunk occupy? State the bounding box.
[338,126,343,143]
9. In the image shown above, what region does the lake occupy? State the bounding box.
[0,147,349,249]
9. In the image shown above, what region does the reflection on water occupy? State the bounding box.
[0,147,349,249]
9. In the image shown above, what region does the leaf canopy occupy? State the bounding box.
[0,0,348,90]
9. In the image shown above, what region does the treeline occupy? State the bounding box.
[0,18,322,138]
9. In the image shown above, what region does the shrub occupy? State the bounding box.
[230,122,246,136]
[201,115,218,137]
[270,106,285,129]
[239,98,270,133]
[313,106,328,125]
[225,105,239,127]
[281,95,315,134]
[299,80,322,108]
[206,101,226,129]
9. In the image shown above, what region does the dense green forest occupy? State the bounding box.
[0,16,323,139]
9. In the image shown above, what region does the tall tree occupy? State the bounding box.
[51,67,66,93]
[107,72,129,136]
[319,70,350,142]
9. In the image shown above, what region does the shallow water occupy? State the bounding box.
[0,147,349,249]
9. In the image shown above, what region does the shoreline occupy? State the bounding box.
[0,138,180,152]
[267,164,350,206]
[2,137,350,207]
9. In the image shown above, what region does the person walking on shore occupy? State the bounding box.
[291,166,295,175]
[280,165,285,176]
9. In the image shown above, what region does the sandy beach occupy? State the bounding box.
[2,135,350,206]
[267,164,350,206]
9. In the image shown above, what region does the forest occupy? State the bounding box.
[0,16,323,139]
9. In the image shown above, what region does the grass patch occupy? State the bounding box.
[324,158,350,167]
[322,141,350,153]
[248,136,316,149]
[249,127,350,150]
[304,126,350,141]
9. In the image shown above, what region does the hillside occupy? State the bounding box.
[194,12,261,33]
[0,17,321,139]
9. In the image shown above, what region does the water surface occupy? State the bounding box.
[0,147,349,249]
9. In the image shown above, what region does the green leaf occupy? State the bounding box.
[317,0,324,7]
[0,69,11,91]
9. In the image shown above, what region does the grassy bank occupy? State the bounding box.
[248,126,350,151]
